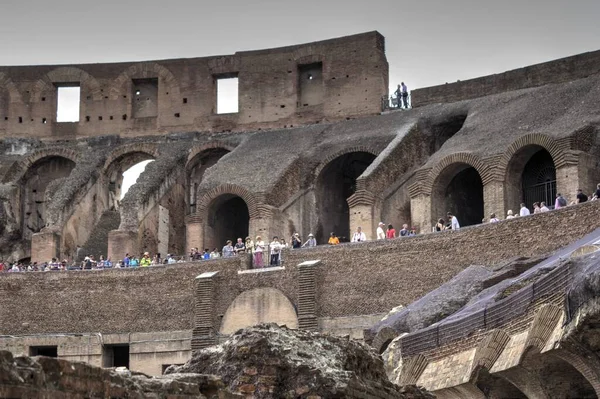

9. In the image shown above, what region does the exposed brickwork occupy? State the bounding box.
[192,272,219,350]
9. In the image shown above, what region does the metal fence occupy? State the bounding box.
[400,261,572,357]
[381,94,411,112]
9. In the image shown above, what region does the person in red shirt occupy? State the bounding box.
[386,224,396,239]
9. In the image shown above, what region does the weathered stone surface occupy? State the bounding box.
[170,323,433,398]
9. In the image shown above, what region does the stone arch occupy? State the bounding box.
[204,193,250,250]
[519,304,563,363]
[102,143,160,173]
[312,146,379,181]
[220,288,298,335]
[30,66,103,102]
[185,143,233,215]
[3,147,80,183]
[372,327,399,354]
[0,72,23,103]
[185,141,235,169]
[469,329,511,382]
[109,62,180,100]
[501,135,562,212]
[398,354,429,385]
[196,184,260,221]
[312,147,379,242]
[428,153,488,227]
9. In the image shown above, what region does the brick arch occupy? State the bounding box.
[196,184,260,220]
[499,133,568,173]
[109,62,180,100]
[312,146,380,181]
[0,72,23,103]
[30,67,103,102]
[372,327,399,354]
[186,141,236,169]
[425,152,492,196]
[519,304,563,363]
[102,143,160,173]
[3,147,80,183]
[469,329,511,382]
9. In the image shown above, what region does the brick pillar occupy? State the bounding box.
[185,214,203,252]
[107,230,138,261]
[557,154,598,204]
[31,231,61,263]
[297,260,320,331]
[483,179,506,220]
[192,271,219,350]
[347,190,378,240]
[409,194,432,234]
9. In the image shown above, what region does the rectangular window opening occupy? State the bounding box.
[216,75,239,114]
[29,345,58,357]
[102,344,130,369]
[56,85,81,122]
[132,78,158,118]
[298,62,324,107]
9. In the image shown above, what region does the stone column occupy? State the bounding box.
[192,271,219,350]
[483,179,506,220]
[31,231,61,263]
[409,194,432,234]
[297,260,320,331]
[557,154,598,204]
[185,214,203,252]
[107,230,139,261]
[347,190,378,240]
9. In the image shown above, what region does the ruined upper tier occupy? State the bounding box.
[0,32,388,139]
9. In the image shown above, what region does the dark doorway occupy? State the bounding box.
[29,346,58,357]
[103,344,130,368]
[316,152,377,243]
[522,150,556,209]
[437,166,484,227]
[209,195,250,249]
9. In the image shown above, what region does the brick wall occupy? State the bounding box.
[411,49,600,107]
[1,201,599,336]
[0,32,387,139]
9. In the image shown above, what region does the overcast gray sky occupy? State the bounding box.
[1,0,598,91]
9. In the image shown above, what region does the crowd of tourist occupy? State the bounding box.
[2,185,599,273]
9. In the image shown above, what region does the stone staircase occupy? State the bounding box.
[77,210,120,261]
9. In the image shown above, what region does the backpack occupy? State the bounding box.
[558,196,567,207]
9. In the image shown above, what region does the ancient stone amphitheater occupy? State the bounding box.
[1,32,600,398]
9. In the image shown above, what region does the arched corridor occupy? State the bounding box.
[315,151,376,242]
[207,195,249,250]
[105,151,156,209]
[505,146,557,211]
[432,164,484,227]
[21,156,76,239]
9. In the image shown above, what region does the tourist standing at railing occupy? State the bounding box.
[555,193,567,209]
[328,232,340,245]
[435,219,445,232]
[234,238,245,255]
[141,252,152,267]
[269,237,282,266]
[245,237,254,255]
[489,213,500,223]
[376,222,386,239]
[506,210,515,219]
[447,212,460,230]
[291,233,302,248]
[394,85,402,109]
[302,233,317,247]
[540,202,550,212]
[351,227,366,243]
[576,189,588,204]
[520,203,530,216]
[401,82,409,109]
[593,184,600,200]
[222,240,234,257]
[386,224,396,238]
[254,236,265,267]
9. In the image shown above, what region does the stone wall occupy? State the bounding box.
[0,32,387,139]
[411,48,600,107]
[2,201,599,338]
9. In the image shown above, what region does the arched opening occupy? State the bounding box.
[474,367,527,399]
[315,151,377,243]
[21,156,76,239]
[505,146,556,212]
[187,148,230,214]
[432,163,484,227]
[105,152,155,209]
[206,194,249,250]
[220,288,298,335]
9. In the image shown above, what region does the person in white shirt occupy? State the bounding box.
[351,226,367,242]
[376,222,386,240]
[489,213,500,223]
[447,212,460,230]
[519,203,530,217]
[269,237,282,266]
[506,210,515,219]
[540,202,550,212]
[302,233,317,248]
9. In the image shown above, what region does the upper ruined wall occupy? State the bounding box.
[411,49,600,107]
[0,32,388,140]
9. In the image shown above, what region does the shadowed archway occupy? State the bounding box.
[315,151,377,243]
[206,194,249,250]
[505,146,556,211]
